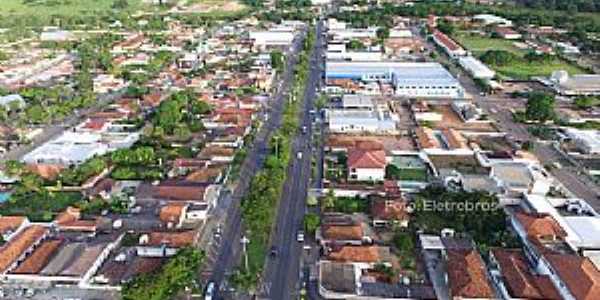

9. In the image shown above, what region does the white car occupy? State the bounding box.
[297,231,305,242]
[297,151,303,159]
[205,282,215,300]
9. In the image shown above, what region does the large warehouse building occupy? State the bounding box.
[325,61,465,98]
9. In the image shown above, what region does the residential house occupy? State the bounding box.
[347,149,387,182]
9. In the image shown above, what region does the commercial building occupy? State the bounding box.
[327,95,398,134]
[325,61,464,98]
[458,56,495,80]
[249,31,295,48]
[22,122,140,166]
[549,71,600,96]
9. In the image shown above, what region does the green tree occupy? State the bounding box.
[122,247,204,300]
[526,92,555,122]
[270,50,285,72]
[574,96,599,109]
[304,213,320,234]
[323,189,336,210]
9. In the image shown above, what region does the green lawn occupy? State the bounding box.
[397,168,428,182]
[453,31,524,56]
[0,0,144,16]
[492,59,588,80]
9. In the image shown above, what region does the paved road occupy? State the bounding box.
[204,30,308,299]
[261,20,325,300]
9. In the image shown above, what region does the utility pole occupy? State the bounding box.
[241,235,250,271]
[274,135,280,158]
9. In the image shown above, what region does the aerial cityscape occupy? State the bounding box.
[1,0,600,299]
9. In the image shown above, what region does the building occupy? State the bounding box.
[347,149,387,182]
[488,248,562,300]
[472,14,513,27]
[549,71,600,96]
[495,27,522,40]
[458,56,495,80]
[325,61,464,98]
[565,128,600,154]
[432,30,467,58]
[0,94,26,111]
[249,31,295,48]
[327,108,397,134]
[22,124,140,166]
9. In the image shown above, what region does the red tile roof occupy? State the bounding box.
[54,207,97,232]
[322,225,364,241]
[546,253,600,300]
[433,30,463,51]
[159,204,186,224]
[370,198,409,222]
[0,225,48,273]
[491,248,561,299]
[152,184,207,201]
[12,239,62,274]
[147,231,197,248]
[347,149,386,169]
[446,249,495,299]
[0,216,26,236]
[328,246,389,263]
[514,212,567,239]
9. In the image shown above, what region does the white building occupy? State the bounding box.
[327,95,398,134]
[565,128,600,154]
[328,27,378,40]
[458,56,495,80]
[549,70,600,96]
[249,31,295,47]
[325,61,464,98]
[472,14,513,27]
[22,123,140,166]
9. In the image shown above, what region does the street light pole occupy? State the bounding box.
[241,235,250,271]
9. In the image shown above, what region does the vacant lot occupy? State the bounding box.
[452,31,588,79]
[492,59,588,79]
[453,31,523,56]
[0,0,144,16]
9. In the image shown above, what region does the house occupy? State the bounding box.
[136,231,197,257]
[446,249,496,299]
[370,197,409,227]
[0,225,49,274]
[0,216,29,242]
[495,27,522,40]
[326,245,392,264]
[151,181,220,209]
[510,210,600,300]
[317,214,373,247]
[93,74,128,94]
[347,149,387,182]
[432,30,467,58]
[488,248,562,300]
[159,204,188,229]
[54,207,98,232]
